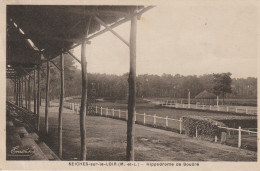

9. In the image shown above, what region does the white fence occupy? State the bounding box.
[160,101,257,115]
[63,101,257,149]
[63,102,183,134]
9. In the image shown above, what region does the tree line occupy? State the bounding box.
[7,54,257,101]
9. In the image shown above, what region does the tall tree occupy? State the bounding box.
[213,72,232,104]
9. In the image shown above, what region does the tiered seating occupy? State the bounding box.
[6,101,60,160]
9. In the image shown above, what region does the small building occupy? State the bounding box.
[195,90,216,105]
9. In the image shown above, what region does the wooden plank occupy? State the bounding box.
[126,9,137,161]
[45,61,50,135]
[58,50,64,159]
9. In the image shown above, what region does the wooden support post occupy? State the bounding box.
[25,76,27,109]
[45,61,50,135]
[126,10,137,161]
[13,78,16,103]
[15,78,18,105]
[17,78,20,106]
[58,51,64,159]
[21,77,23,107]
[36,66,41,132]
[79,17,92,160]
[34,68,37,115]
[80,38,88,160]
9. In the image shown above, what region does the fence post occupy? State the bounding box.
[143,113,146,125]
[238,126,241,148]
[118,109,120,118]
[112,108,115,117]
[72,103,75,112]
[153,114,156,125]
[95,106,98,114]
[101,107,103,116]
[179,118,182,134]
[166,116,168,127]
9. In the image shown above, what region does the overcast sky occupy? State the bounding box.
[73,3,257,78]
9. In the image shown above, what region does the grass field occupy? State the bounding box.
[38,103,257,161]
[64,98,257,152]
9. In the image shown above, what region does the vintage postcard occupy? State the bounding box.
[0,0,259,170]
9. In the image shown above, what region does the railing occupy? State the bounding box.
[160,101,257,115]
[63,102,183,134]
[218,126,257,148]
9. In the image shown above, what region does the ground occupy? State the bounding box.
[38,103,257,161]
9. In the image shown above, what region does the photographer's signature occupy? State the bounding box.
[9,146,35,156]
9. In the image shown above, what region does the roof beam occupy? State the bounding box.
[93,16,130,47]
[69,6,154,50]
[50,60,61,71]
[64,48,81,64]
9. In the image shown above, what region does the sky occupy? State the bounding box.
[73,2,257,78]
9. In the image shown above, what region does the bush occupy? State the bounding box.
[182,116,226,141]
